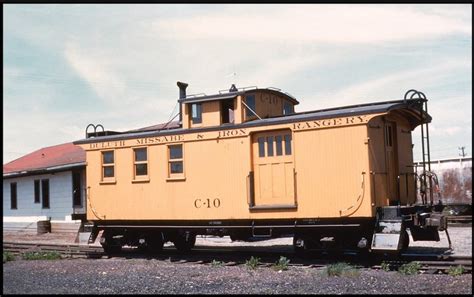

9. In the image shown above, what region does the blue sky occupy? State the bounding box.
[3,4,472,163]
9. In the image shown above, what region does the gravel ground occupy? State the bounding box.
[3,227,472,294]
[3,257,472,295]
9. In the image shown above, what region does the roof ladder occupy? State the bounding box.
[404,90,432,206]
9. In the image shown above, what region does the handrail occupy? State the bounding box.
[87,186,106,220]
[339,172,366,217]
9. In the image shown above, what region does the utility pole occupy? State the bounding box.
[458,146,466,157]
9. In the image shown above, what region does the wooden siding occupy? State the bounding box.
[82,113,386,222]
[2,171,78,220]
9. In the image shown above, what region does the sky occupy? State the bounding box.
[3,4,472,163]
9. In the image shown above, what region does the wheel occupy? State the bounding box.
[293,236,306,256]
[100,230,122,255]
[401,230,410,251]
[102,244,122,254]
[173,232,196,252]
[146,232,164,253]
[293,235,322,258]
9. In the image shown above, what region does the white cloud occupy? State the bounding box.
[4,4,472,164]
[305,60,470,110]
[151,4,471,44]
[64,42,128,106]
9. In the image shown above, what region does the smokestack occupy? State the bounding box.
[177,81,188,125]
[177,81,189,99]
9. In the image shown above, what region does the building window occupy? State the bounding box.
[221,99,234,124]
[41,179,50,209]
[283,101,294,115]
[266,136,274,157]
[191,103,202,124]
[34,180,40,203]
[10,182,17,209]
[275,135,283,156]
[258,137,265,157]
[245,94,256,117]
[102,151,115,179]
[284,134,292,155]
[258,133,292,157]
[385,125,393,147]
[168,144,184,177]
[258,132,292,158]
[72,171,82,207]
[134,147,148,177]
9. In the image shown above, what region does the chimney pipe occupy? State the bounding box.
[177,81,188,125]
[177,81,188,99]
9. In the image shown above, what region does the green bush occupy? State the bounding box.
[447,265,465,276]
[211,259,223,267]
[381,261,391,271]
[22,251,62,260]
[274,256,290,271]
[3,251,15,263]
[398,261,421,275]
[325,262,359,277]
[245,256,261,270]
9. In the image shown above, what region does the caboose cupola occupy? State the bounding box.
[178,83,299,129]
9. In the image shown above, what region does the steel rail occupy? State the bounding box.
[3,241,471,273]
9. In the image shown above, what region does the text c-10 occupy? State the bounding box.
[194,198,221,208]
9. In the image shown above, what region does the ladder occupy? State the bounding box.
[404,90,432,205]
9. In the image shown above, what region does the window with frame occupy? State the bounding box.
[168,144,184,177]
[191,103,202,124]
[10,182,17,209]
[34,180,40,203]
[134,147,148,177]
[102,151,115,180]
[385,125,393,147]
[41,179,50,209]
[283,101,294,115]
[258,133,292,157]
[245,94,256,117]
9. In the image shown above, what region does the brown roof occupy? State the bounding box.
[3,143,86,175]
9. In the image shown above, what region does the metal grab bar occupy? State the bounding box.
[247,172,255,207]
[339,172,366,217]
[87,186,106,220]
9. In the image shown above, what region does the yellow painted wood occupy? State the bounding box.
[79,108,425,223]
[251,130,295,207]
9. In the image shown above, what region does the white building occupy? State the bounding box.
[3,143,86,232]
[414,157,472,204]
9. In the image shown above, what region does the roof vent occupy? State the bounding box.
[229,84,238,92]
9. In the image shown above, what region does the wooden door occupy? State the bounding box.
[384,121,399,203]
[252,130,295,207]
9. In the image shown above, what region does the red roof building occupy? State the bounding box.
[3,143,86,178]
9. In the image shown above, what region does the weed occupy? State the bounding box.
[381,261,391,271]
[447,265,465,276]
[245,256,261,270]
[211,259,223,267]
[22,251,62,260]
[3,252,15,263]
[273,256,290,271]
[398,261,421,275]
[325,262,359,277]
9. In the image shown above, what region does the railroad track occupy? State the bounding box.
[3,241,471,274]
[447,215,472,227]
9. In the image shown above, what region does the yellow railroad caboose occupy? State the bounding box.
[74,83,447,254]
